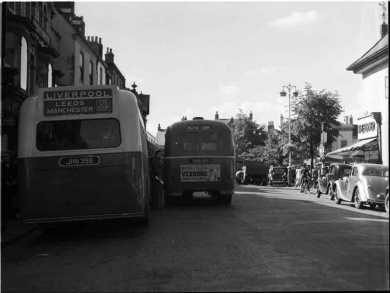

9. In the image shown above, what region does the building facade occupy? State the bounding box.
[346,23,388,165]
[2,2,149,155]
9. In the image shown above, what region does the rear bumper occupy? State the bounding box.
[23,212,144,224]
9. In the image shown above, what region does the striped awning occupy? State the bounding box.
[325,138,378,159]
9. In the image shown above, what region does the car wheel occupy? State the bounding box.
[385,193,389,214]
[328,186,334,200]
[354,188,363,209]
[369,203,377,210]
[334,189,341,204]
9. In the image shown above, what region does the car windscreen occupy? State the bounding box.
[36,118,121,151]
[340,166,352,176]
[363,168,389,177]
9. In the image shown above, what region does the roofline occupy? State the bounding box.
[346,36,388,72]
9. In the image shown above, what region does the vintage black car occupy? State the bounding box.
[269,166,288,187]
[317,163,352,199]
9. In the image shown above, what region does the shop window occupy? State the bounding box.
[79,52,84,82]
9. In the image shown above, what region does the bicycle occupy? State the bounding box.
[301,176,317,194]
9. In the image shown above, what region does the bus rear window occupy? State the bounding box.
[36,119,121,151]
[176,131,225,152]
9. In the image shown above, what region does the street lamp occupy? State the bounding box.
[280,83,299,185]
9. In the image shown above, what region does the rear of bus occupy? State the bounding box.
[163,118,235,204]
[18,85,150,224]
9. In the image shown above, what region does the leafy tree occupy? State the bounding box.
[290,83,342,168]
[256,128,289,166]
[233,109,268,160]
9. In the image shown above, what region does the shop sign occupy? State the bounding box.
[357,114,378,140]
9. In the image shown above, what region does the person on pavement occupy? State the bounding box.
[150,149,164,210]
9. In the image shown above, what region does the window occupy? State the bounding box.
[20,37,28,90]
[48,63,52,88]
[351,167,358,176]
[341,140,347,148]
[89,61,93,85]
[177,131,225,152]
[79,52,84,82]
[36,119,121,151]
[99,67,103,85]
[363,168,389,177]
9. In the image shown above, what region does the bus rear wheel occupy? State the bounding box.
[139,200,149,226]
[218,194,232,204]
[164,195,174,207]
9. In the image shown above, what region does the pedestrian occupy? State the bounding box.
[2,151,18,232]
[295,165,304,188]
[291,166,296,187]
[150,149,164,210]
[300,164,310,193]
[287,166,293,187]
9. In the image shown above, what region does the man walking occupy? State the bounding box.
[150,150,164,210]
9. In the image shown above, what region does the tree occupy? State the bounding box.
[290,83,342,168]
[256,128,289,166]
[233,109,268,160]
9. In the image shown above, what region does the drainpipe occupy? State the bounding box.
[372,112,382,164]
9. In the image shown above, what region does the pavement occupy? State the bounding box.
[1,217,38,247]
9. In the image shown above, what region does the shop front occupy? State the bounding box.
[325,112,382,164]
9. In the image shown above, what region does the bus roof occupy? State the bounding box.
[167,119,232,133]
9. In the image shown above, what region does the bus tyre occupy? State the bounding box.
[224,194,232,204]
[139,200,150,226]
[164,195,174,207]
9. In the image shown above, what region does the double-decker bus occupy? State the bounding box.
[18,85,150,225]
[163,117,235,204]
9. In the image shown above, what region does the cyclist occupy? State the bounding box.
[300,164,311,193]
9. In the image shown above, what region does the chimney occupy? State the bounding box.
[268,121,274,131]
[344,115,349,124]
[381,21,388,38]
[215,111,219,120]
[105,48,114,64]
[249,111,253,120]
[349,115,353,125]
[158,123,161,131]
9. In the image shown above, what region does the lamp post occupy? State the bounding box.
[280,83,299,185]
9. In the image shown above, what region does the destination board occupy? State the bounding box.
[187,125,211,130]
[44,98,112,116]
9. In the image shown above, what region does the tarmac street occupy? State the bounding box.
[1,184,389,292]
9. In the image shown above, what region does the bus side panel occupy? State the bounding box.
[18,152,148,223]
[164,157,235,196]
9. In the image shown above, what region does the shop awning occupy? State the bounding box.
[325,137,378,159]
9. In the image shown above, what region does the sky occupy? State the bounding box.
[75,1,386,136]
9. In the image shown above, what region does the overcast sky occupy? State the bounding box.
[75,1,385,136]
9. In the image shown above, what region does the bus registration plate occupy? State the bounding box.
[59,155,100,167]
[180,164,221,182]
